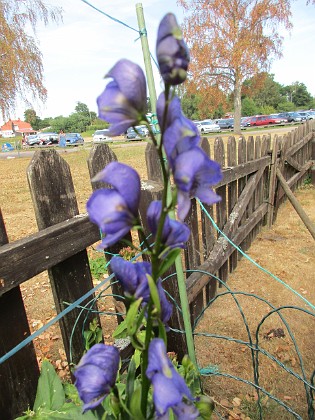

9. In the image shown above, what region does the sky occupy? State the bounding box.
[7,0,315,122]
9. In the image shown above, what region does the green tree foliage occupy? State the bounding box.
[180,93,201,120]
[241,97,259,116]
[24,109,41,130]
[0,0,62,119]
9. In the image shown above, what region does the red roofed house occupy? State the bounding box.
[0,118,36,138]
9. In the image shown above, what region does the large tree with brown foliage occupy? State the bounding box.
[0,0,62,119]
[178,0,293,132]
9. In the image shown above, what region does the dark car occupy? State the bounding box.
[216,118,234,129]
[126,127,146,140]
[277,112,302,123]
[65,133,84,145]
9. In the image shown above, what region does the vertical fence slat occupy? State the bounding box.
[200,138,217,303]
[227,136,238,273]
[27,149,100,366]
[237,136,247,257]
[214,137,228,285]
[0,209,39,420]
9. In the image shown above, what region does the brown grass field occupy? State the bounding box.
[0,137,314,419]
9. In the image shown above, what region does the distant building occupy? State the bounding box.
[0,118,36,138]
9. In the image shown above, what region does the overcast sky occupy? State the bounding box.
[8,0,315,122]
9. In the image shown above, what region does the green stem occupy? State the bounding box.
[140,300,153,416]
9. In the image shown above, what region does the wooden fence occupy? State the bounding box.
[0,120,314,419]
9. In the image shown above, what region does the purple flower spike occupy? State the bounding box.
[156,13,190,85]
[147,201,190,252]
[97,59,147,135]
[174,147,222,220]
[110,257,151,301]
[74,344,119,413]
[87,162,140,248]
[147,338,199,419]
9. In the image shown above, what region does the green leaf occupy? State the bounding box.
[157,248,181,277]
[147,275,160,314]
[129,386,145,420]
[126,358,136,408]
[126,298,143,336]
[33,360,65,411]
[112,319,128,339]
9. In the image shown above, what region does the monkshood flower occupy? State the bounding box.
[147,200,190,252]
[157,94,200,166]
[156,13,190,85]
[97,59,147,135]
[87,162,140,248]
[146,338,199,419]
[174,147,222,220]
[110,257,173,325]
[110,257,151,302]
[74,344,120,413]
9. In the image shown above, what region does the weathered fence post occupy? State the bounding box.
[27,149,101,367]
[0,210,39,420]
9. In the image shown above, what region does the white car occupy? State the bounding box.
[195,120,221,134]
[92,129,113,142]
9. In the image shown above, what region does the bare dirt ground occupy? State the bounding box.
[0,143,314,419]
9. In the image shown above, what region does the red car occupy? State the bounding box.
[248,115,283,126]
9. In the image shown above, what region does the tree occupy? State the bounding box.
[290,82,312,108]
[178,0,292,132]
[0,1,62,119]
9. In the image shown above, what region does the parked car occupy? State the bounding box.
[216,118,234,130]
[65,133,84,145]
[248,115,283,126]
[126,127,146,140]
[135,125,149,136]
[195,120,221,133]
[277,112,302,122]
[26,134,41,146]
[37,132,59,145]
[240,117,251,128]
[92,129,113,142]
[297,111,311,120]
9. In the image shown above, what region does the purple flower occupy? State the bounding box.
[110,257,151,301]
[87,162,140,248]
[157,94,200,167]
[146,339,199,419]
[147,200,190,251]
[74,344,119,412]
[110,257,172,324]
[97,59,147,135]
[174,147,222,220]
[156,13,190,85]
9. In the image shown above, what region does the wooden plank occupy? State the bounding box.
[186,203,268,302]
[237,135,247,258]
[216,155,271,187]
[145,142,163,182]
[267,136,280,227]
[261,135,271,226]
[0,210,39,420]
[243,136,255,251]
[277,161,313,201]
[27,149,100,366]
[185,199,203,322]
[227,136,238,273]
[0,215,99,296]
[285,155,303,172]
[214,137,228,287]
[284,131,313,158]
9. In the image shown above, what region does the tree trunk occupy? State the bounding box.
[233,76,242,134]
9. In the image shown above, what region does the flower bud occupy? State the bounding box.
[156,13,190,85]
[195,395,215,419]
